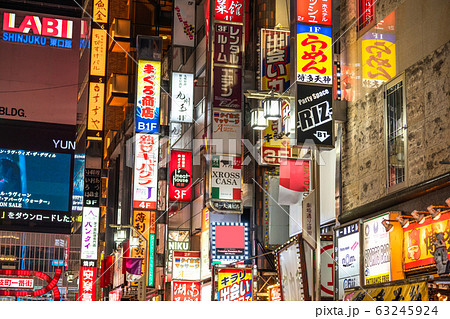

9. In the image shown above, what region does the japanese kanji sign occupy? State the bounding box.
[213,66,242,109]
[93,0,108,24]
[260,29,290,92]
[172,281,201,301]
[172,251,201,281]
[79,266,97,301]
[214,23,243,66]
[302,190,316,249]
[297,0,332,26]
[403,213,450,270]
[133,133,159,210]
[261,119,291,165]
[169,150,192,202]
[173,0,195,47]
[0,278,34,289]
[358,0,375,31]
[136,60,161,133]
[171,72,194,123]
[296,84,333,146]
[81,207,99,261]
[361,32,396,89]
[167,230,190,273]
[87,82,104,139]
[132,210,156,286]
[214,0,244,23]
[217,268,252,301]
[210,155,241,200]
[83,168,101,207]
[90,28,107,76]
[296,24,332,84]
[212,110,242,155]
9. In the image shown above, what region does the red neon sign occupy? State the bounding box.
[297,0,332,26]
[168,150,192,202]
[79,266,97,301]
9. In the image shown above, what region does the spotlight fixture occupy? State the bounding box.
[381,219,394,233]
[411,210,426,224]
[395,215,415,228]
[427,197,450,220]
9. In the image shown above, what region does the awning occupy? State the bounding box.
[343,279,428,301]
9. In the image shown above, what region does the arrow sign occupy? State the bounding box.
[314,131,330,142]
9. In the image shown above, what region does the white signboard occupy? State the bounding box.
[173,0,195,47]
[81,207,100,260]
[172,251,201,281]
[278,242,304,301]
[336,223,360,300]
[212,110,242,154]
[210,155,242,200]
[0,278,34,289]
[171,72,194,123]
[133,133,159,210]
[302,190,316,249]
[363,213,391,285]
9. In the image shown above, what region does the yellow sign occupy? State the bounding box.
[261,118,291,165]
[344,281,428,301]
[217,268,253,301]
[90,28,107,76]
[362,32,396,88]
[93,0,108,24]
[88,82,104,132]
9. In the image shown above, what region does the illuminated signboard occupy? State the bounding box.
[72,153,85,212]
[169,150,192,202]
[172,281,201,301]
[210,155,241,200]
[211,222,249,262]
[133,133,159,210]
[90,28,107,76]
[81,207,100,261]
[87,82,105,139]
[214,0,244,23]
[214,23,243,66]
[268,284,281,301]
[361,32,396,89]
[93,0,108,24]
[167,230,190,273]
[296,24,332,84]
[261,119,291,165]
[297,0,332,26]
[363,213,391,285]
[171,72,194,123]
[172,251,201,281]
[173,0,195,47]
[358,0,375,31]
[200,208,210,280]
[344,281,428,301]
[217,267,252,301]
[136,60,161,133]
[213,66,242,109]
[403,213,450,270]
[0,278,34,289]
[212,110,242,155]
[79,266,97,301]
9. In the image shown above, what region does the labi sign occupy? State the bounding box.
[296,84,333,147]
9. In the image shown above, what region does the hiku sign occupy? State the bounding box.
[296,24,332,84]
[1,12,74,48]
[214,23,242,66]
[214,0,243,23]
[172,251,201,281]
[79,266,97,301]
[211,155,241,200]
[297,0,332,26]
[133,133,159,210]
[171,72,194,123]
[169,150,192,202]
[217,267,252,301]
[172,281,201,301]
[81,207,99,262]
[296,84,333,146]
[136,60,161,133]
[211,222,249,261]
[213,66,242,109]
[0,278,34,289]
[260,29,290,92]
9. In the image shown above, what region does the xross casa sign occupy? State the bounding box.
[2,12,73,48]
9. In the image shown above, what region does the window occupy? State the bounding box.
[385,75,406,188]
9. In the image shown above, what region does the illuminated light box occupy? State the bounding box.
[211,222,249,262]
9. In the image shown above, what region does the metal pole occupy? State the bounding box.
[313,149,321,301]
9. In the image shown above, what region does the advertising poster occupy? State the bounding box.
[363,213,391,285]
[344,280,428,301]
[277,240,305,301]
[217,267,252,301]
[212,110,242,155]
[172,251,201,281]
[136,60,161,133]
[213,66,242,109]
[81,207,100,262]
[214,0,244,23]
[79,266,97,301]
[403,213,450,270]
[296,84,333,146]
[297,0,332,25]
[335,223,360,300]
[133,133,159,210]
[260,29,290,92]
[167,230,190,273]
[172,281,201,301]
[210,155,241,200]
[173,0,195,47]
[169,150,192,202]
[211,222,248,261]
[361,32,396,89]
[171,72,194,123]
[214,23,242,66]
[296,24,332,84]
